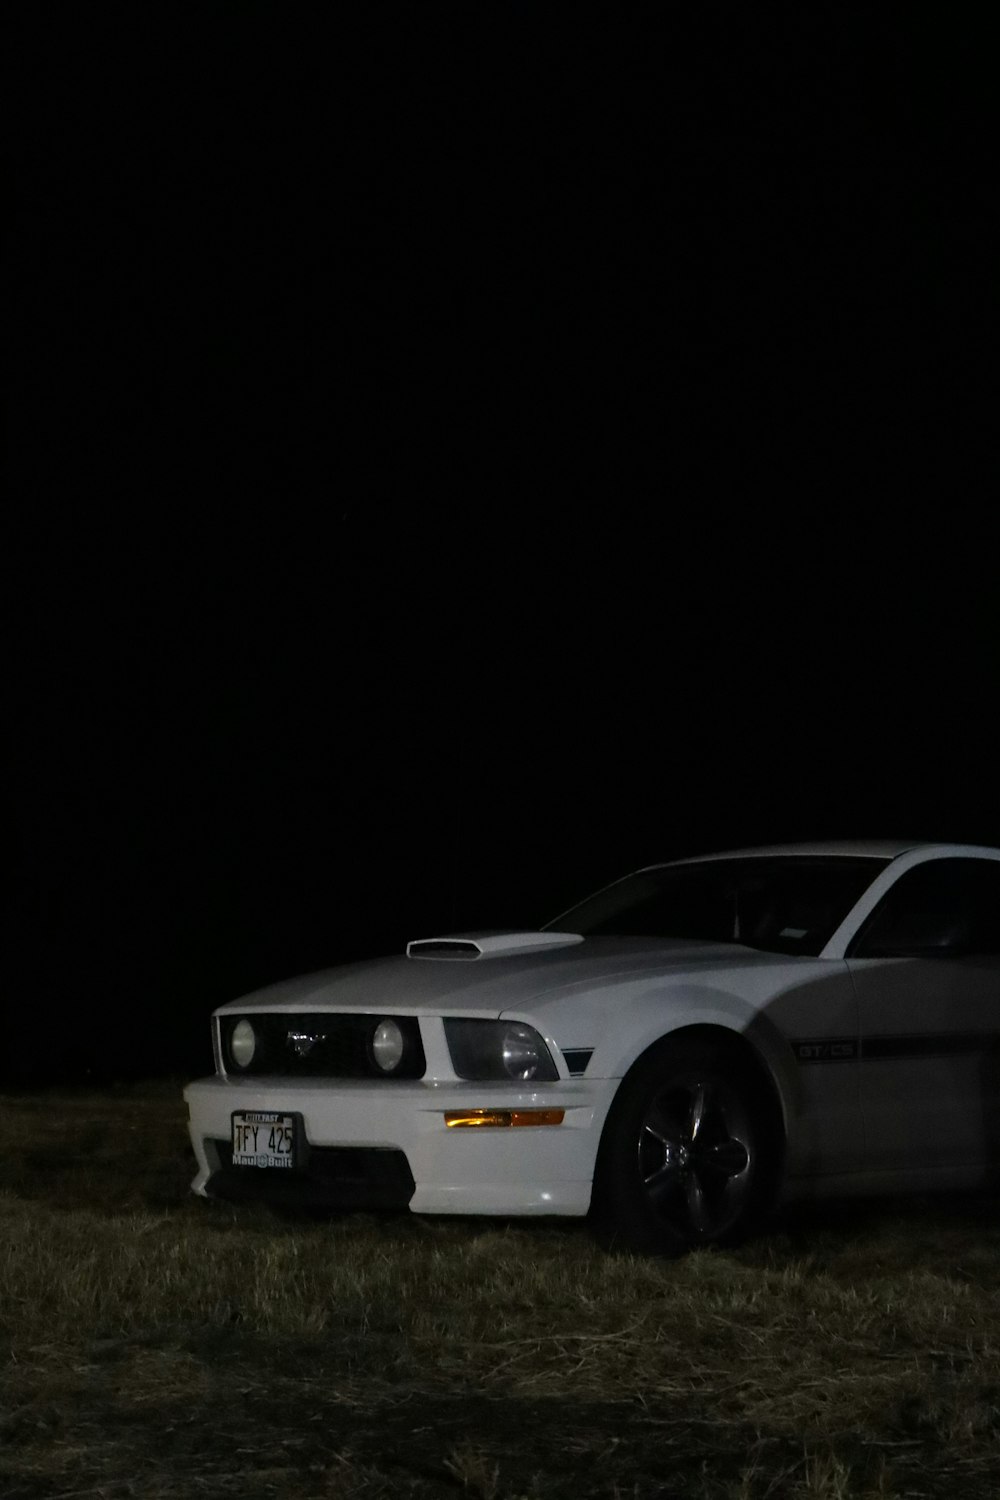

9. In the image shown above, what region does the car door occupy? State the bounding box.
[846,857,1000,1179]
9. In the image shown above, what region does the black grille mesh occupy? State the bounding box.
[207,1141,415,1208]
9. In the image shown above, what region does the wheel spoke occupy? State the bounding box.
[645,1097,684,1146]
[684,1172,711,1235]
[643,1161,681,1208]
[695,1137,751,1179]
[688,1083,708,1142]
[641,1120,674,1150]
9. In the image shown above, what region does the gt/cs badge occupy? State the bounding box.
[794,1039,857,1063]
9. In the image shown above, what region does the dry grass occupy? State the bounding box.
[1,1085,1000,1497]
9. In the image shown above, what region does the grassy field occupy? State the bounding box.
[1,1086,1000,1498]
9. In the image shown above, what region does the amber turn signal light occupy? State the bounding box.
[444,1109,565,1128]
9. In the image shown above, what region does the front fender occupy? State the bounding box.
[507,978,800,1139]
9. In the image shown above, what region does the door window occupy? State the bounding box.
[851,858,1000,959]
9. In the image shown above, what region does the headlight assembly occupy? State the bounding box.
[444,1019,559,1082]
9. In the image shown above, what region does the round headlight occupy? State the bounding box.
[371,1018,405,1073]
[501,1023,545,1081]
[231,1018,256,1069]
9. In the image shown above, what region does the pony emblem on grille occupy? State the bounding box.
[287,1030,323,1059]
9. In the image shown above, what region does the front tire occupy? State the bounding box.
[595,1039,770,1254]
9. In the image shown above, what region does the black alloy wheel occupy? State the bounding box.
[596,1039,767,1253]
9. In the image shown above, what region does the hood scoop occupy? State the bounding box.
[406,931,583,961]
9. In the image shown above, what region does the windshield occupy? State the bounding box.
[544,856,886,957]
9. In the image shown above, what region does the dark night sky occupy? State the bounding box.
[6,6,996,1079]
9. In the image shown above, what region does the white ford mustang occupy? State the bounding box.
[184,841,1000,1251]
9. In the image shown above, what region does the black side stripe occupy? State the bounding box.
[863,1032,1000,1061]
[792,1033,1000,1064]
[562,1048,594,1076]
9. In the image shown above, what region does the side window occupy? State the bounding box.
[852,859,1000,959]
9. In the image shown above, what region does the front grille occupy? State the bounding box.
[206,1139,416,1210]
[220,1012,426,1079]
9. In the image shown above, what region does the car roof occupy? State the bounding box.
[646,840,997,868]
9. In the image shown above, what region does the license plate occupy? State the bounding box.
[231,1111,297,1169]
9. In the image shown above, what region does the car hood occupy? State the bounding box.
[216,931,777,1019]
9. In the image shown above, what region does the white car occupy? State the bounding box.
[184,841,1000,1252]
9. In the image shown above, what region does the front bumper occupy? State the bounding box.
[183,1074,617,1216]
